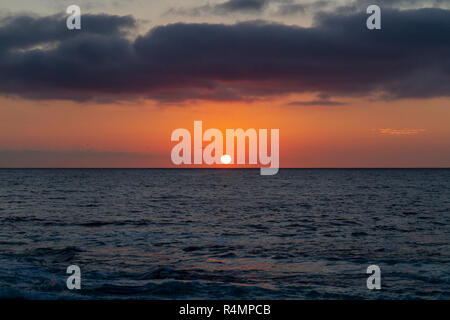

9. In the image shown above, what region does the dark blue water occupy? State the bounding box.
[0,169,448,299]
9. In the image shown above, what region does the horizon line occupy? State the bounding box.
[1,167,449,170]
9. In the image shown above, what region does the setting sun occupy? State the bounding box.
[220,154,232,164]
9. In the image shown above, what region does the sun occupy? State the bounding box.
[220,154,232,164]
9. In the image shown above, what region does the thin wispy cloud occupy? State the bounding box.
[378,128,426,135]
[286,99,347,106]
[166,0,450,17]
[165,0,276,16]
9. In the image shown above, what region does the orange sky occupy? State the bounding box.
[1,95,449,168]
[1,2,449,168]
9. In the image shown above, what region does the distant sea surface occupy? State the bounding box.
[0,169,448,299]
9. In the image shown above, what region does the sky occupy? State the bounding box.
[0,0,449,168]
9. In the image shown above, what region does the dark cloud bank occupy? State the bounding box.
[0,8,449,102]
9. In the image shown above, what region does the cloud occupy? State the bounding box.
[166,0,275,16]
[286,99,347,106]
[215,0,271,13]
[0,13,136,50]
[286,94,348,106]
[276,1,333,16]
[348,0,450,10]
[0,8,449,102]
[43,0,138,11]
[170,0,450,18]
[378,128,426,135]
[0,150,163,167]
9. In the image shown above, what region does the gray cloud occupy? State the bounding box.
[277,0,333,16]
[166,0,286,16]
[43,0,138,11]
[350,0,450,10]
[0,13,135,50]
[0,8,449,102]
[216,0,271,13]
[0,150,162,168]
[169,0,450,17]
[286,100,348,106]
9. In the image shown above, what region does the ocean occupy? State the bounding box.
[0,169,448,299]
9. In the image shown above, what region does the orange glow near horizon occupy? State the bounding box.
[0,95,449,168]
